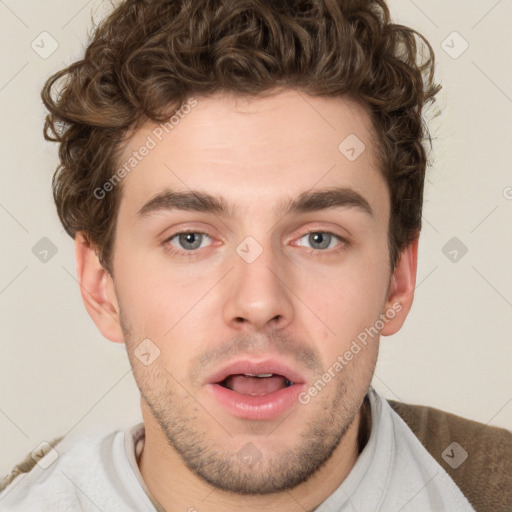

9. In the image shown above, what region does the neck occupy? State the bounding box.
[138,399,371,512]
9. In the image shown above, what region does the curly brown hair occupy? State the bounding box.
[41,0,440,275]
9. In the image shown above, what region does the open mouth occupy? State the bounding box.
[206,359,306,420]
[218,373,294,396]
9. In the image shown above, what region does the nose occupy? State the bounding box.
[222,237,295,332]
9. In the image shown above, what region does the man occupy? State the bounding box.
[1,0,510,510]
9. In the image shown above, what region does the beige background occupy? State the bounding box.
[0,0,511,477]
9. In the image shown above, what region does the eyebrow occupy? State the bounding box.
[136,186,374,220]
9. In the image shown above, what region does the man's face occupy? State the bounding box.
[109,90,393,493]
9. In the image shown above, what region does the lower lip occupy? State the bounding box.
[207,382,305,420]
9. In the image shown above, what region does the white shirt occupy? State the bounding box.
[0,388,476,511]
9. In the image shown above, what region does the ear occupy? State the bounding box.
[380,237,419,336]
[75,232,124,343]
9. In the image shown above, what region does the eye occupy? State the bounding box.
[295,231,345,252]
[164,231,213,255]
[162,229,347,258]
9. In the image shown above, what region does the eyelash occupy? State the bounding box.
[162,229,348,258]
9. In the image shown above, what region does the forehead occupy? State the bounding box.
[115,89,387,221]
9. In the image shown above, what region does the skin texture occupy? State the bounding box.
[75,89,418,511]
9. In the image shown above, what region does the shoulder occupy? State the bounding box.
[0,435,64,493]
[388,399,512,512]
[0,428,119,510]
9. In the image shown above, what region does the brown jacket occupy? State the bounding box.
[1,400,511,510]
[388,400,512,512]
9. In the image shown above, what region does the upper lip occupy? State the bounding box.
[205,358,307,385]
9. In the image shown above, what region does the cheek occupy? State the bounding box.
[113,236,198,331]
[299,250,390,355]
[114,261,213,373]
[307,249,388,314]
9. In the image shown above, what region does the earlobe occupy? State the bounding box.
[380,237,419,336]
[75,232,125,343]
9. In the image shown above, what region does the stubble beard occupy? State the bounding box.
[134,359,365,495]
